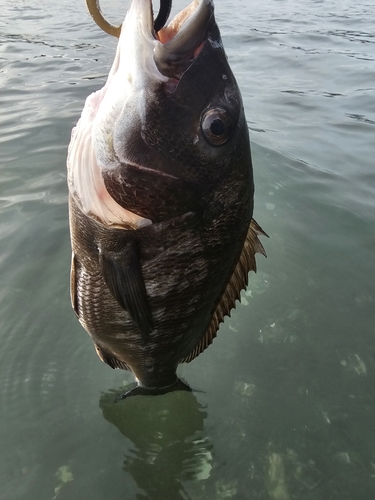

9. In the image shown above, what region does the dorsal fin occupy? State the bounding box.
[180,219,268,363]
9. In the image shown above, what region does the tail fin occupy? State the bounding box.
[114,378,192,401]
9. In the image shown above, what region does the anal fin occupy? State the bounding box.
[100,241,153,340]
[94,343,130,370]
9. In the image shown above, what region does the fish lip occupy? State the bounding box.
[154,0,214,78]
[130,0,214,78]
[127,0,212,40]
[154,0,213,41]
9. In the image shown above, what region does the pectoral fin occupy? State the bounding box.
[100,241,153,340]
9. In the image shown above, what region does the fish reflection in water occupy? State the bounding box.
[100,388,211,499]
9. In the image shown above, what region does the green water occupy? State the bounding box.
[1,0,375,499]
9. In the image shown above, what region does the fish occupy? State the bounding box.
[67,0,267,398]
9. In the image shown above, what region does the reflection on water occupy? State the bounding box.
[100,389,211,500]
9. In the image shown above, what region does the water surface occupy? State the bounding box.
[1,0,375,498]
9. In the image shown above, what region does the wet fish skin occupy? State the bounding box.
[68,0,264,392]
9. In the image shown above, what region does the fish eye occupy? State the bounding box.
[201,107,233,146]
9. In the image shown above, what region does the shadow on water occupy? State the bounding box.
[99,387,211,500]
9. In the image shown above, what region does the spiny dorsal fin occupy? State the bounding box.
[180,219,268,363]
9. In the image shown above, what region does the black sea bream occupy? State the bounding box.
[67,0,266,396]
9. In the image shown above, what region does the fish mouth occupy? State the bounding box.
[153,0,214,78]
[155,0,213,43]
[87,0,214,79]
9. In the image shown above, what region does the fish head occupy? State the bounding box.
[68,0,253,225]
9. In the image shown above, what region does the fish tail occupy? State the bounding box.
[114,378,192,401]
